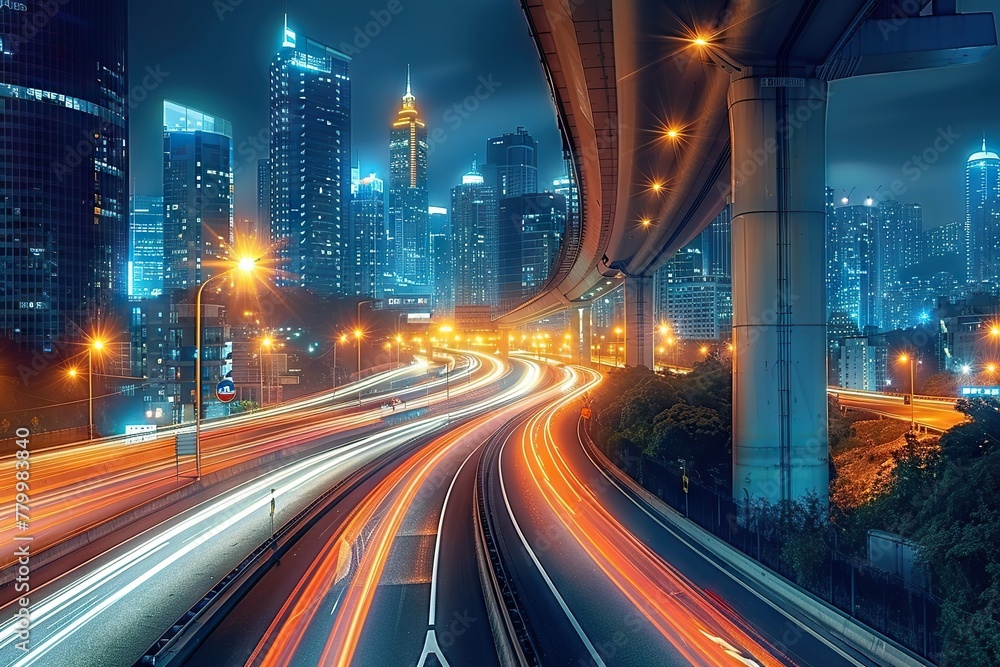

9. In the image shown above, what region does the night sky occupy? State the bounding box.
[129,0,1000,228]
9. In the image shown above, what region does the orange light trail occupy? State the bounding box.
[516,368,795,666]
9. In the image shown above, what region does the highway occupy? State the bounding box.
[0,352,518,666]
[0,356,485,571]
[481,366,881,666]
[187,358,561,666]
[831,388,966,432]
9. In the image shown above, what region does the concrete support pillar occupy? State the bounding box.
[498,327,510,361]
[624,275,654,368]
[729,73,829,507]
[571,306,592,366]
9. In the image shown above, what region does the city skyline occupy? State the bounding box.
[128,1,1000,227]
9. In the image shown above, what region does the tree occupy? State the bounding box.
[649,402,728,470]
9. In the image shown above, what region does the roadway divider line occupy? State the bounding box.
[576,421,931,667]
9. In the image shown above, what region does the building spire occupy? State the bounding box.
[406,64,411,97]
[401,65,415,109]
[984,131,988,153]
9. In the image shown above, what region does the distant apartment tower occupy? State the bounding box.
[878,200,923,330]
[701,204,732,279]
[484,127,538,198]
[828,204,879,329]
[429,206,453,317]
[966,137,1000,292]
[162,101,234,291]
[452,162,498,308]
[553,170,580,247]
[348,171,385,297]
[256,158,270,241]
[388,68,430,288]
[838,332,888,391]
[270,19,351,296]
[655,245,732,341]
[497,193,566,314]
[0,0,129,350]
[129,196,164,300]
[924,220,965,259]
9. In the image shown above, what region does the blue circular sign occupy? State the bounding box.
[216,378,237,403]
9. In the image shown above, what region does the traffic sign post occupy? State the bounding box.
[216,378,237,404]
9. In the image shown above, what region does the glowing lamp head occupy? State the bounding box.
[700,345,709,354]
[898,354,909,363]
[354,329,363,339]
[91,339,104,351]
[991,326,1000,337]
[961,364,971,374]
[67,368,78,378]
[652,182,663,192]
[841,197,849,205]
[665,128,679,139]
[237,256,256,273]
[692,35,709,46]
[864,197,874,207]
[989,363,998,373]
[262,337,272,348]
[641,218,652,228]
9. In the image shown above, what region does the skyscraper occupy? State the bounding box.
[553,170,580,248]
[388,67,429,288]
[701,204,732,279]
[348,171,385,298]
[256,158,270,241]
[497,193,566,313]
[829,204,879,329]
[655,242,732,341]
[270,18,351,297]
[877,200,922,330]
[429,206,453,316]
[162,101,234,291]
[129,196,164,300]
[484,127,538,198]
[966,137,1000,292]
[0,0,128,350]
[925,220,966,259]
[452,161,497,308]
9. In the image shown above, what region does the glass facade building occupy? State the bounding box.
[388,69,429,289]
[497,193,566,314]
[348,171,385,298]
[484,127,538,199]
[451,162,497,308]
[269,20,351,297]
[162,101,234,291]
[966,138,1000,292]
[0,0,128,350]
[129,195,164,300]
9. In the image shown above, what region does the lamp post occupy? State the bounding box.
[75,338,104,440]
[598,334,605,369]
[614,327,623,367]
[899,353,916,431]
[355,328,364,406]
[259,336,272,408]
[195,256,260,480]
[395,335,403,368]
[656,324,669,370]
[333,333,347,395]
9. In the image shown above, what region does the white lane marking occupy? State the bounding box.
[497,430,607,667]
[576,428,867,667]
[428,445,481,626]
[416,629,453,667]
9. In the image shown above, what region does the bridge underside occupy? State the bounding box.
[513,0,996,505]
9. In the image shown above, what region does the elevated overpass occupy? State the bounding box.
[506,0,995,505]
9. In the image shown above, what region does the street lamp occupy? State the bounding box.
[598,334,605,369]
[195,255,261,479]
[614,327,623,367]
[899,353,916,431]
[259,336,272,408]
[333,333,347,395]
[71,338,105,440]
[355,328,364,405]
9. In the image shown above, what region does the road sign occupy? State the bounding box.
[216,378,237,403]
[682,475,689,494]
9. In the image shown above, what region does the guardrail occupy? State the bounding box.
[473,414,539,667]
[134,434,435,666]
